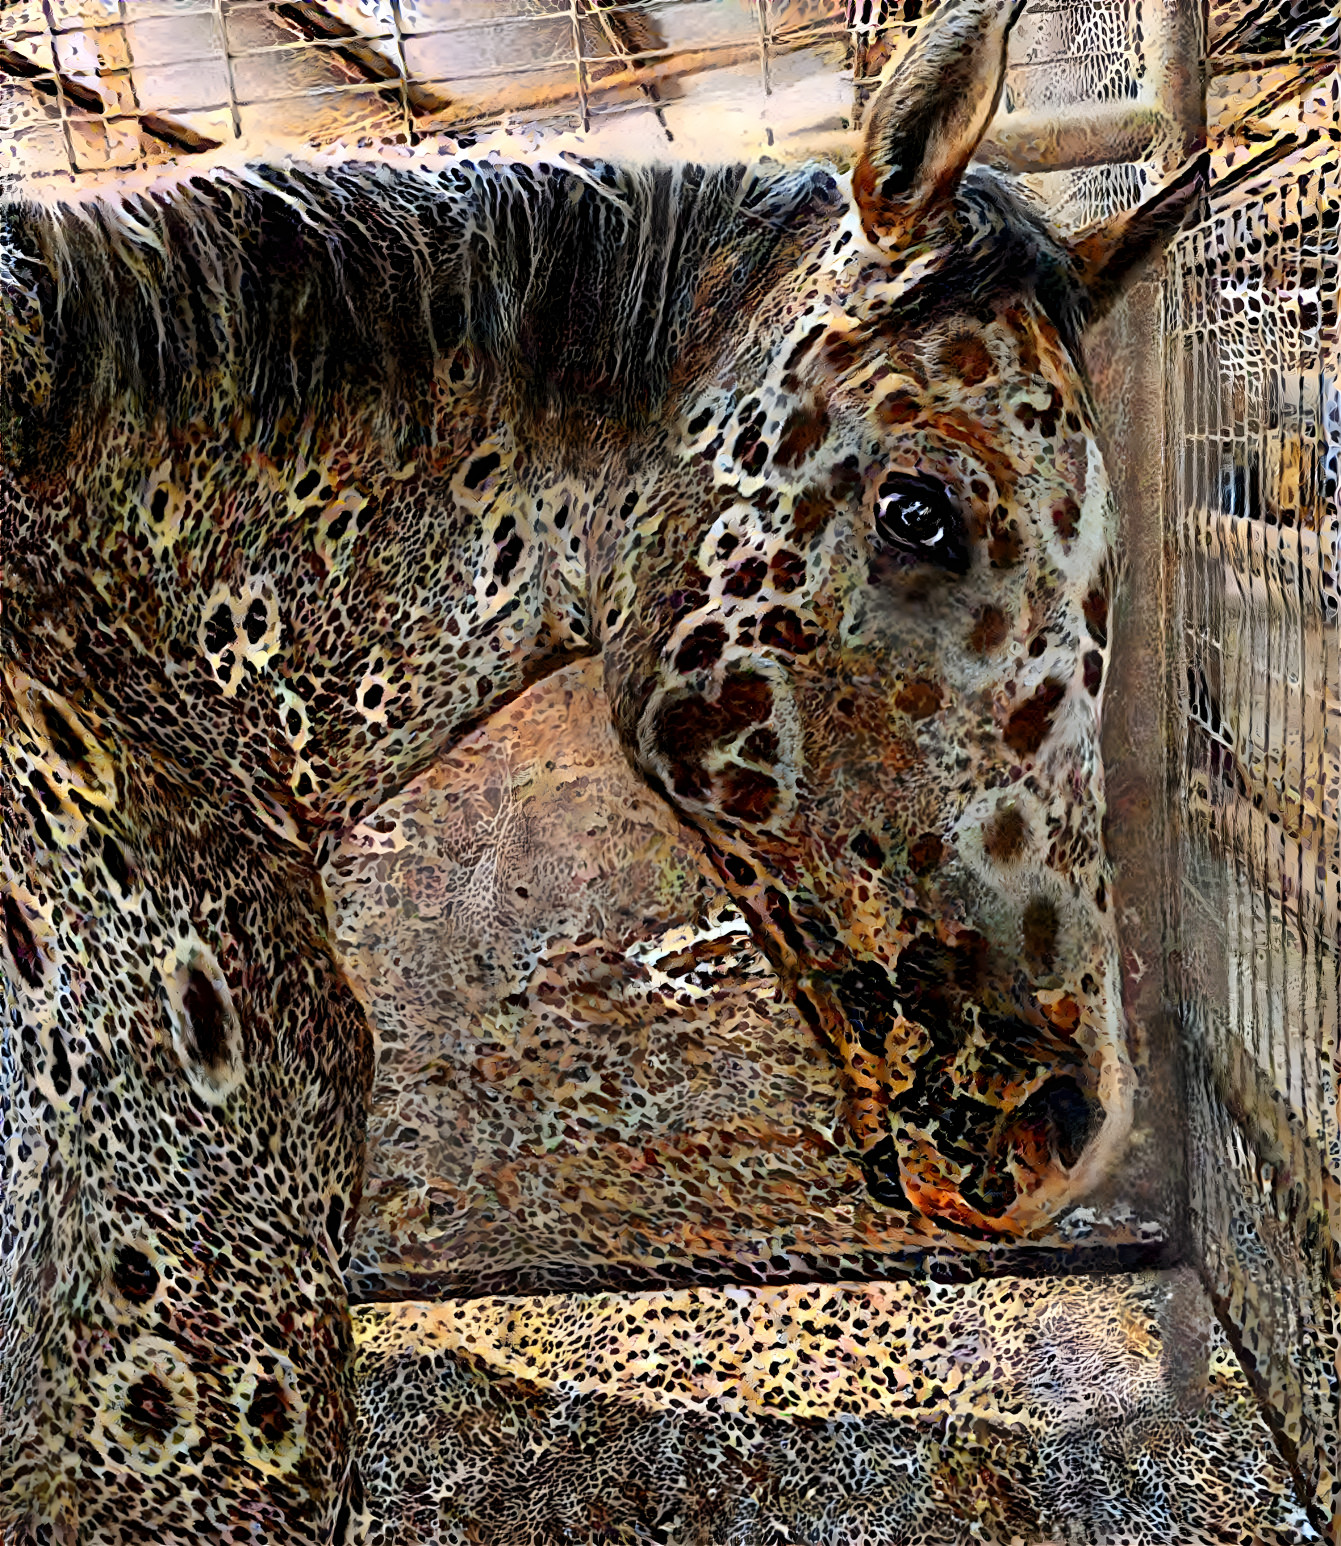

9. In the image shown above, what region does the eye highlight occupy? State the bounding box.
[873,475,970,576]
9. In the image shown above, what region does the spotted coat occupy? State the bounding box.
[0,0,1197,1535]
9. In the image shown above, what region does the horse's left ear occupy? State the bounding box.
[854,0,1027,248]
[1066,153,1208,324]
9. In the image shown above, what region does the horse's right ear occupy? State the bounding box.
[854,0,1027,250]
[1066,152,1207,325]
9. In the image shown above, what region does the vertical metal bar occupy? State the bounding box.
[116,0,142,115]
[389,0,414,142]
[571,0,589,133]
[39,0,77,173]
[213,0,241,139]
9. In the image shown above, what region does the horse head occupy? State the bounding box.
[608,0,1198,1237]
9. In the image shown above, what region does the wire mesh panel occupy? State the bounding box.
[0,0,1194,188]
[1167,22,1341,1533]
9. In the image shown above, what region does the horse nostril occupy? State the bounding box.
[857,1136,915,1211]
[1033,1074,1103,1170]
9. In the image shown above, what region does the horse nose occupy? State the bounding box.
[1021,1072,1104,1171]
[859,1038,1109,1235]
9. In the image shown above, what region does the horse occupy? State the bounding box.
[0,0,1197,1536]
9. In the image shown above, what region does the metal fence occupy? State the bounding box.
[1168,12,1341,1533]
[1,0,1190,198]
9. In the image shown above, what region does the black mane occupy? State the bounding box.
[0,151,1083,469]
[0,154,838,462]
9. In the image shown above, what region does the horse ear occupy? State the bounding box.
[1067,153,1207,324]
[853,0,1027,248]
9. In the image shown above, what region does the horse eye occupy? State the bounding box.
[874,476,970,576]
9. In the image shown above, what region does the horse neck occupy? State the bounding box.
[0,153,836,834]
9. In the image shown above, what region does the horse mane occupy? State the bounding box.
[0,153,839,464]
[0,150,1083,473]
[957,167,1090,360]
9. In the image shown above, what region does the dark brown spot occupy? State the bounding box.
[182,969,229,1072]
[938,334,994,387]
[3,894,42,987]
[741,727,779,764]
[759,607,815,655]
[724,557,767,598]
[242,597,269,646]
[822,333,861,374]
[892,930,988,1050]
[1003,679,1067,757]
[113,1246,159,1304]
[654,672,772,800]
[49,1028,71,1096]
[967,606,1009,655]
[247,1379,293,1445]
[1012,1076,1102,1170]
[791,490,834,542]
[774,401,830,468]
[719,767,779,823]
[722,853,756,887]
[40,704,88,765]
[20,790,55,851]
[666,587,708,624]
[495,531,524,584]
[463,450,501,490]
[907,833,944,876]
[837,959,899,1057]
[716,672,773,730]
[326,1194,346,1256]
[1083,588,1109,647]
[1022,896,1059,972]
[987,506,1022,569]
[1014,385,1064,439]
[783,322,827,372]
[876,390,920,426]
[770,550,806,593]
[983,803,1028,863]
[203,604,236,656]
[675,622,727,674]
[1051,498,1081,544]
[895,678,943,720]
[831,456,864,504]
[30,773,60,817]
[651,700,709,782]
[850,831,885,867]
[1028,633,1048,658]
[764,887,807,955]
[124,1374,176,1441]
[1083,651,1104,696]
